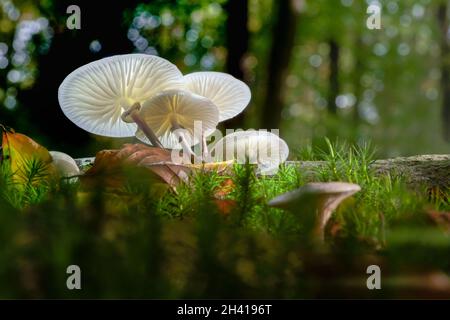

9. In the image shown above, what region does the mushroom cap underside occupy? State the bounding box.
[58,54,184,137]
[135,90,219,149]
[268,182,361,209]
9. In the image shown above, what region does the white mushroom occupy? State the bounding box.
[58,54,184,146]
[49,151,80,179]
[268,182,361,241]
[135,90,219,154]
[184,72,251,122]
[182,72,252,158]
[210,130,289,174]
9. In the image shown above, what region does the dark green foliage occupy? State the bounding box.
[0,158,52,208]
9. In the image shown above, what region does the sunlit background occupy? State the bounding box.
[0,0,449,158]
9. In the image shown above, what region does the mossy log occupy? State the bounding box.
[287,154,450,190]
[76,154,450,190]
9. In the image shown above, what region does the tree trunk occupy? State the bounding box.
[353,37,364,122]
[223,0,249,129]
[19,0,139,153]
[438,2,450,142]
[261,0,302,130]
[327,39,340,114]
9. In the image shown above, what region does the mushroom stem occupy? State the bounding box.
[268,182,361,243]
[122,103,163,148]
[170,119,199,162]
[313,206,333,242]
[201,133,209,162]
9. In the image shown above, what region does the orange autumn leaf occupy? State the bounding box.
[213,179,236,215]
[426,209,450,233]
[214,199,237,215]
[214,178,235,199]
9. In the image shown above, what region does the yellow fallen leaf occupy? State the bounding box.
[1,125,56,188]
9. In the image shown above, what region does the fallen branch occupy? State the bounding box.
[287,154,450,190]
[76,154,450,190]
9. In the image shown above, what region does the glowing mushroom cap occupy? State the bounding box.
[58,54,184,137]
[210,130,289,174]
[184,72,251,122]
[135,90,219,149]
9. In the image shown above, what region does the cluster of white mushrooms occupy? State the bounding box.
[58,54,289,174]
[55,54,362,241]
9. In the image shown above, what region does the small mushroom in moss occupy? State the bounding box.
[49,151,80,180]
[268,182,361,241]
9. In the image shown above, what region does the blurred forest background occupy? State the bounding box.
[0,0,449,158]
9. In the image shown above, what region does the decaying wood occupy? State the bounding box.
[76,154,450,190]
[287,154,450,190]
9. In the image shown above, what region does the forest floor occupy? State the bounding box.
[0,141,449,298]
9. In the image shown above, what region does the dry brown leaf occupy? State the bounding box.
[81,144,191,191]
[81,144,237,199]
